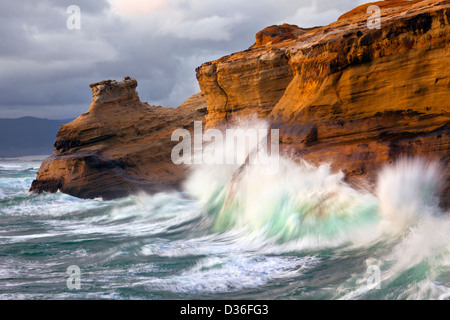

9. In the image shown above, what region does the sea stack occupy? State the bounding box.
[30,77,207,199]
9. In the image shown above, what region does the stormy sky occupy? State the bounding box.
[0,0,367,119]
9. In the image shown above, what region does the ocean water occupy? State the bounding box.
[0,154,449,300]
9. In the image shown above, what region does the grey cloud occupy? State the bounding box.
[48,0,111,14]
[0,0,366,119]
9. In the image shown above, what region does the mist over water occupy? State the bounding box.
[0,150,448,299]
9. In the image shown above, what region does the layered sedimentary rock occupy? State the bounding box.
[197,46,293,127]
[30,77,207,199]
[196,0,449,201]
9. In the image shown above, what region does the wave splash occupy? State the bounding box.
[185,121,446,242]
[182,122,449,299]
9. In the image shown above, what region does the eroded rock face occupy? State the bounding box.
[196,0,449,201]
[89,77,139,104]
[30,78,207,199]
[196,46,294,128]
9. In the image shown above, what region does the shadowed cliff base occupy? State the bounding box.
[31,0,449,204]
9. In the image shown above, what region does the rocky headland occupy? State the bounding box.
[31,0,449,203]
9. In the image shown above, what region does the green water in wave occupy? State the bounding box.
[0,158,448,300]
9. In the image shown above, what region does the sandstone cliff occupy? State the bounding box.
[30,77,207,199]
[31,0,449,203]
[196,0,449,201]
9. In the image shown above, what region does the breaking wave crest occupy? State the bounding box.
[182,126,449,299]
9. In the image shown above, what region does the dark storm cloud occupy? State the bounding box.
[0,0,366,119]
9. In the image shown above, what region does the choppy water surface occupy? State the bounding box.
[0,155,449,300]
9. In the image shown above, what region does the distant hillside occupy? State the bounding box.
[0,117,73,158]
